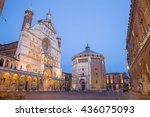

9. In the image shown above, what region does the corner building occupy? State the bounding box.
[126,0,150,95]
[72,45,106,91]
[106,73,128,91]
[0,9,64,91]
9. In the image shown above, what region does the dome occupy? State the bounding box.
[72,44,104,60]
[79,44,99,54]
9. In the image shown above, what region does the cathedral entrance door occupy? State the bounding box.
[44,69,52,91]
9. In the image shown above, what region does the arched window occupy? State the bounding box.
[140,19,147,34]
[26,64,31,72]
[10,63,13,68]
[0,58,4,66]
[2,72,11,84]
[5,60,9,67]
[14,63,18,70]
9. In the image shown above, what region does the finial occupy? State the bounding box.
[86,43,90,50]
[48,8,50,14]
[46,8,51,21]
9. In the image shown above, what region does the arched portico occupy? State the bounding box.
[32,77,37,91]
[11,74,19,91]
[26,76,32,91]
[44,69,52,91]
[2,72,11,90]
[19,75,26,91]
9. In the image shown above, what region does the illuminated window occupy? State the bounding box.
[5,60,9,67]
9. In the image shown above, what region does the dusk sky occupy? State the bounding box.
[0,0,131,73]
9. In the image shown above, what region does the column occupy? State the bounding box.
[8,62,12,68]
[8,73,12,91]
[16,74,20,92]
[36,78,38,91]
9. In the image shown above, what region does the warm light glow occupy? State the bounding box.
[3,73,10,80]
[127,66,130,70]
[20,75,26,83]
[12,74,19,81]
[116,85,119,90]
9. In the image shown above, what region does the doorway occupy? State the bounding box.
[80,79,86,91]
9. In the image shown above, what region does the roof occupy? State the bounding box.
[0,41,18,46]
[79,44,99,55]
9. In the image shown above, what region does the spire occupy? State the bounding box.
[46,9,51,21]
[86,44,90,50]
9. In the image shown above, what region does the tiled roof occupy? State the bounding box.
[79,44,99,54]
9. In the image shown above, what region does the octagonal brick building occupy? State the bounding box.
[72,45,106,91]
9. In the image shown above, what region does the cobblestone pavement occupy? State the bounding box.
[21,91,150,100]
[1,91,150,100]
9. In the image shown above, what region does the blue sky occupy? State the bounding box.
[0,0,131,73]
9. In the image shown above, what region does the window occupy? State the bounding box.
[132,30,135,37]
[5,60,9,67]
[91,58,100,63]
[96,73,98,75]
[140,19,147,34]
[82,68,84,71]
[78,59,88,63]
[96,80,98,84]
[0,58,4,66]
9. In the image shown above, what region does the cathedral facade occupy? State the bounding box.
[0,9,65,91]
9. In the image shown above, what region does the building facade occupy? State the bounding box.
[106,73,128,91]
[62,72,72,91]
[126,0,150,95]
[0,0,5,16]
[72,45,106,91]
[0,9,65,91]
